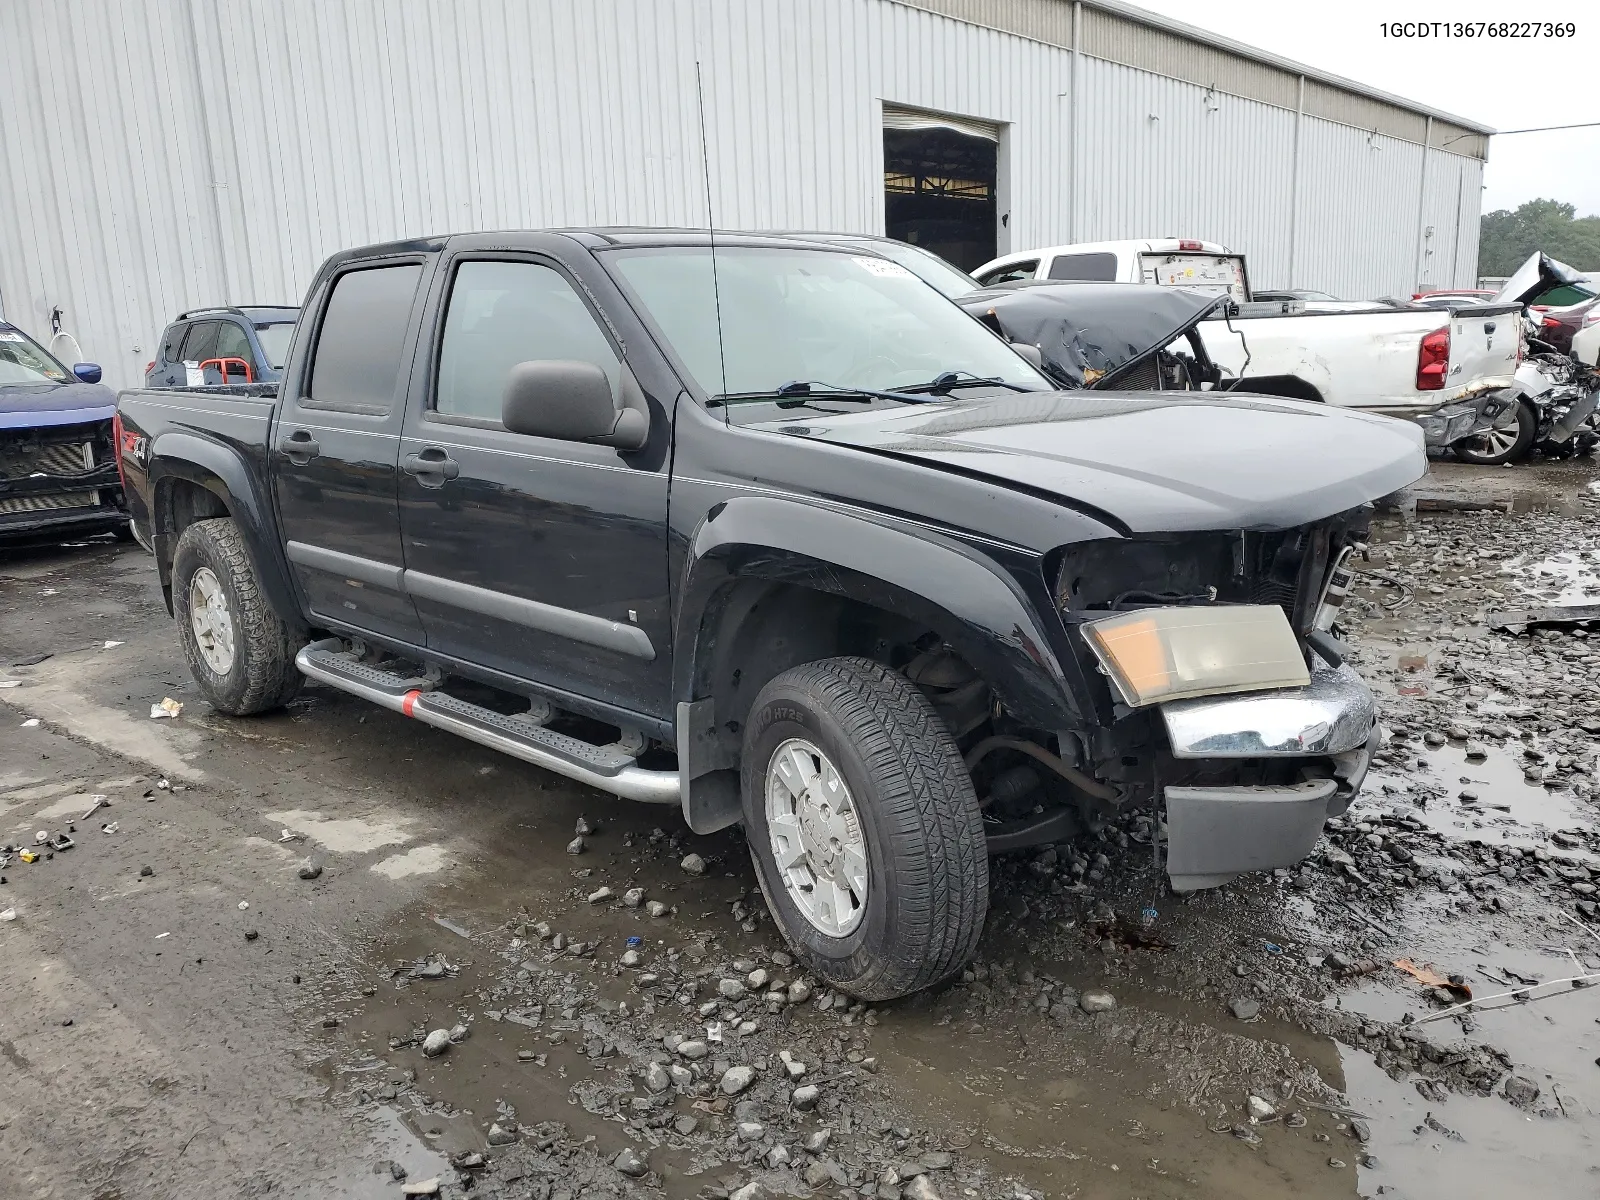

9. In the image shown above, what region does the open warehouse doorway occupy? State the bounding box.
[882,106,999,273]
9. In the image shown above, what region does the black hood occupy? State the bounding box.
[955,282,1225,389]
[749,390,1426,534]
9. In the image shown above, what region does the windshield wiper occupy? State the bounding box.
[892,370,1038,395]
[707,380,941,408]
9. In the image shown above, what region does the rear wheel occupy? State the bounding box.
[172,517,303,715]
[1453,400,1536,466]
[740,657,988,1000]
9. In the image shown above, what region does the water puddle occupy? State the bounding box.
[1325,918,1600,1197]
[1364,741,1597,858]
[1503,550,1600,606]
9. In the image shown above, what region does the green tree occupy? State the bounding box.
[1479,199,1600,276]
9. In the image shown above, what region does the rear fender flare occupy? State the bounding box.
[147,432,299,624]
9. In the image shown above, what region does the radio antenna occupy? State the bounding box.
[694,59,729,413]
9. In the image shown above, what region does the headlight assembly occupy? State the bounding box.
[1081,605,1310,708]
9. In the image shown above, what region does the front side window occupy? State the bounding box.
[0,327,70,385]
[308,264,424,412]
[609,246,1045,400]
[214,321,255,370]
[254,322,295,369]
[435,260,619,422]
[978,260,1038,286]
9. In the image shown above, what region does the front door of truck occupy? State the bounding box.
[271,259,429,645]
[397,250,672,721]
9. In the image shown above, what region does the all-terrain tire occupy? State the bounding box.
[172,517,303,715]
[740,656,988,1000]
[1453,399,1537,466]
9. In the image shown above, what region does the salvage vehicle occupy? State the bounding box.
[0,321,130,544]
[954,281,1226,391]
[976,239,1521,427]
[1447,255,1600,465]
[145,305,300,387]
[116,230,1426,999]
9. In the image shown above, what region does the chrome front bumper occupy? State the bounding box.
[1158,658,1379,892]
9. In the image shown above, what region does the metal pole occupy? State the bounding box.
[1413,115,1433,293]
[1070,0,1082,242]
[1287,74,1303,287]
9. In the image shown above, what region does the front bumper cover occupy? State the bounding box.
[1158,657,1378,891]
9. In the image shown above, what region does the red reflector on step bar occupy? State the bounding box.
[402,689,421,716]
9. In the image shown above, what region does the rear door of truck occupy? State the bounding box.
[270,257,433,644]
[1137,251,1250,305]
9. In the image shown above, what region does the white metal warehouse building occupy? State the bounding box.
[0,0,1494,389]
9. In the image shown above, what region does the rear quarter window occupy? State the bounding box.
[1047,252,1119,281]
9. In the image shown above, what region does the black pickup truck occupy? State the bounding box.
[116,229,1424,999]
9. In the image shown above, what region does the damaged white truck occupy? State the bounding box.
[975,238,1522,443]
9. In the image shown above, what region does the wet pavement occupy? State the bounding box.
[2,457,1599,1199]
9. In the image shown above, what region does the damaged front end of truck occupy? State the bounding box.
[1045,510,1377,891]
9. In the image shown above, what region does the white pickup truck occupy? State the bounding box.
[973,239,1520,435]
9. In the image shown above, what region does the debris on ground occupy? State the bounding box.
[297,860,322,880]
[1393,958,1472,1001]
[149,697,183,719]
[1486,603,1600,632]
[680,852,706,875]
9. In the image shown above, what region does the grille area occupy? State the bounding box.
[0,439,93,480]
[0,490,98,514]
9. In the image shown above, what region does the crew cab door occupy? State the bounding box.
[271,258,430,643]
[397,246,672,719]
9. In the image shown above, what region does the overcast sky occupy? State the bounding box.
[1129,0,1600,217]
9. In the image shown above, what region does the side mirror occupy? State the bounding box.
[1011,343,1045,371]
[72,362,103,384]
[501,360,647,450]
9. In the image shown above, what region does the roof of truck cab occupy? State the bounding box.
[326,229,851,266]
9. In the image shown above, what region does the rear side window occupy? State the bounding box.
[159,324,185,362]
[979,260,1037,286]
[434,260,619,423]
[179,321,220,362]
[1047,252,1118,281]
[308,264,424,412]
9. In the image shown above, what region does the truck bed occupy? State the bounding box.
[1199,303,1522,415]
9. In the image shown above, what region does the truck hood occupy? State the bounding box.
[0,379,117,430]
[749,391,1426,533]
[954,283,1225,389]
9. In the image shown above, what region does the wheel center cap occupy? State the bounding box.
[796,793,839,878]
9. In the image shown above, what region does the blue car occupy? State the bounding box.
[145,305,299,387]
[0,322,130,544]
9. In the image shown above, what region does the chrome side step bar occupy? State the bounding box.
[295,639,680,805]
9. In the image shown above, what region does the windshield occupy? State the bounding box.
[607,246,1045,399]
[866,241,980,299]
[254,321,295,369]
[0,327,71,386]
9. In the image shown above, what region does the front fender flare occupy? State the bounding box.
[675,495,1081,729]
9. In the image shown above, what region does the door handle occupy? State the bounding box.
[403,447,460,487]
[280,429,319,464]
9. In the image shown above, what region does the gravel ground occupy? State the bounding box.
[2,459,1597,1199]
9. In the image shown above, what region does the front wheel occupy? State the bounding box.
[172,517,304,715]
[1453,400,1536,466]
[740,657,988,1001]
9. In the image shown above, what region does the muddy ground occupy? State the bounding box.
[2,459,1598,1200]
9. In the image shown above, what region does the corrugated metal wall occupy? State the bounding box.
[1074,59,1298,287]
[0,0,1487,389]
